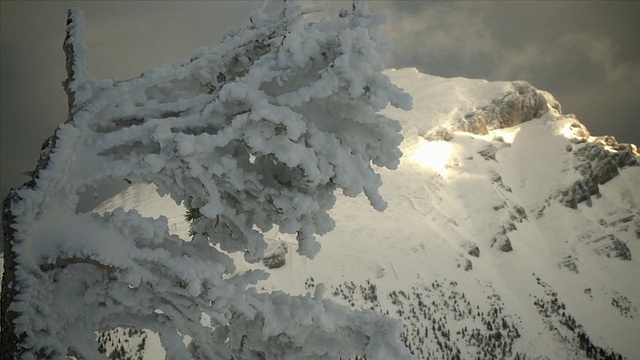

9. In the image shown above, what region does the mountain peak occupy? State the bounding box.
[385,69,638,213]
[94,68,639,359]
[428,79,558,141]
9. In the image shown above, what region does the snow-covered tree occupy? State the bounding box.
[1,1,412,358]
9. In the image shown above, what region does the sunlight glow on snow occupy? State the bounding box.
[409,140,452,173]
[562,124,575,139]
[561,122,589,142]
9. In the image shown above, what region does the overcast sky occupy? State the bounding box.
[2,1,639,198]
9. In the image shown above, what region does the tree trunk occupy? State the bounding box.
[1,191,23,358]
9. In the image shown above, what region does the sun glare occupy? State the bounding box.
[409,140,452,173]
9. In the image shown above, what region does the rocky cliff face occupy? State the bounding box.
[459,81,555,134]
[560,117,638,209]
[427,81,557,140]
[425,80,638,211]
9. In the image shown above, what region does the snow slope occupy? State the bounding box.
[95,68,640,359]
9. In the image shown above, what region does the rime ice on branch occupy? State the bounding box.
[1,2,412,358]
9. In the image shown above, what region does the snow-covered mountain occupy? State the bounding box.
[93,68,639,359]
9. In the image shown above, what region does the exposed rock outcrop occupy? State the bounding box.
[461,81,550,134]
[559,255,579,273]
[559,134,638,209]
[496,235,513,252]
[591,136,639,168]
[427,81,554,140]
[492,232,513,253]
[477,144,498,161]
[463,259,473,271]
[592,235,632,261]
[560,178,600,209]
[465,243,480,258]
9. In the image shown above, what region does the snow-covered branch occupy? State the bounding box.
[39,257,117,272]
[1,1,412,358]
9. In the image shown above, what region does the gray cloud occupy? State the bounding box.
[375,1,640,144]
[1,1,639,199]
